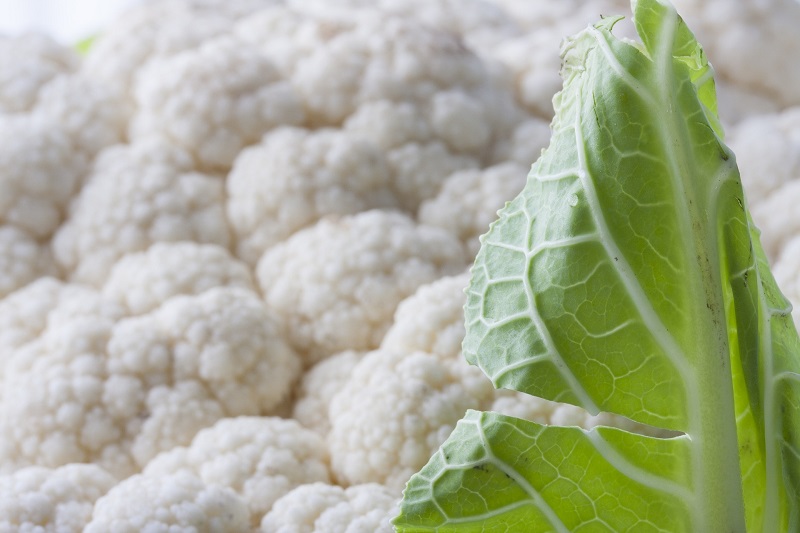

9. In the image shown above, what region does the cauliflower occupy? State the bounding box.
[237,6,521,207]
[292,351,364,436]
[82,0,274,119]
[85,472,250,533]
[671,0,800,108]
[144,417,331,525]
[0,118,87,239]
[261,482,398,533]
[418,162,529,256]
[380,273,470,359]
[32,74,125,158]
[101,242,255,315]
[728,107,800,206]
[774,237,800,328]
[0,464,115,533]
[0,226,57,300]
[295,0,523,53]
[226,127,398,265]
[750,179,800,262]
[328,348,495,491]
[488,0,630,118]
[130,36,305,171]
[256,210,467,365]
[0,282,300,478]
[0,0,798,527]
[0,33,77,114]
[52,139,230,285]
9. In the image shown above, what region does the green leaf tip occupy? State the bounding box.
[74,34,98,56]
[395,0,800,531]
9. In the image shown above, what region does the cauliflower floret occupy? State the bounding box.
[381,273,470,360]
[728,107,800,206]
[261,482,398,533]
[328,348,494,490]
[226,127,398,265]
[0,226,57,300]
[0,464,116,533]
[32,74,125,158]
[292,351,364,436]
[236,6,525,209]
[0,33,77,114]
[0,118,87,239]
[418,162,528,256]
[256,210,466,365]
[751,180,800,262]
[0,285,300,478]
[489,0,630,118]
[52,139,231,286]
[714,79,781,126]
[85,472,250,533]
[672,0,800,108]
[775,236,800,329]
[0,279,124,367]
[145,417,331,525]
[293,0,523,53]
[248,10,489,125]
[82,0,274,118]
[493,116,552,167]
[102,242,255,315]
[130,36,305,171]
[343,101,482,210]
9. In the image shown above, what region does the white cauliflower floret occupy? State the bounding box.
[344,101,481,209]
[32,74,125,158]
[254,10,489,125]
[751,180,800,261]
[0,464,116,533]
[52,139,230,286]
[226,127,397,265]
[292,351,364,436]
[102,242,255,315]
[381,273,470,360]
[85,472,250,533]
[261,482,398,533]
[130,36,305,171]
[0,279,124,366]
[294,0,522,53]
[672,0,800,108]
[256,210,466,365]
[82,0,273,118]
[494,116,552,167]
[489,0,630,118]
[0,285,300,478]
[0,33,77,114]
[328,348,494,491]
[714,79,781,126]
[418,163,528,256]
[0,226,57,300]
[0,118,87,239]
[145,417,331,525]
[775,236,800,329]
[728,108,800,205]
[238,7,520,160]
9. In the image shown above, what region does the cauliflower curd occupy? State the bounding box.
[0,0,798,530]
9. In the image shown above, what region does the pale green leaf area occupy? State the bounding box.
[74,34,98,56]
[395,0,800,531]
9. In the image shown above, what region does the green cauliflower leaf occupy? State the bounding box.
[394,0,800,531]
